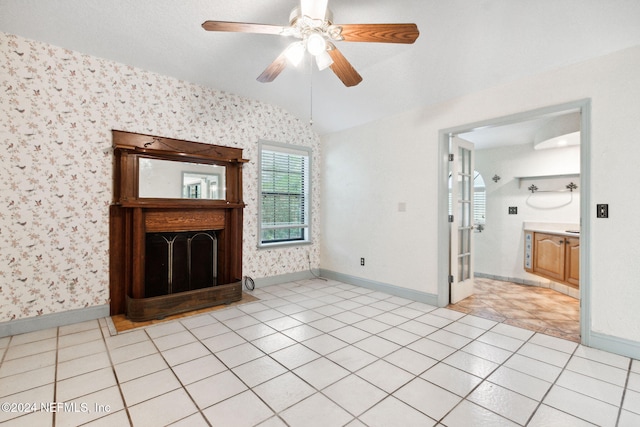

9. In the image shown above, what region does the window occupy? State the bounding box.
[474,171,486,225]
[258,141,311,247]
[448,170,486,227]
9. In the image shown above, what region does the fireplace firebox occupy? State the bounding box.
[109,131,248,321]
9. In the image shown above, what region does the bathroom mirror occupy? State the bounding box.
[138,158,226,200]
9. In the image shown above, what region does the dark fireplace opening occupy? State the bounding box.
[144,230,217,298]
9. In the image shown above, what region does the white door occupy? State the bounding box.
[450,136,475,303]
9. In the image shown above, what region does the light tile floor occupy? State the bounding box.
[0,278,638,426]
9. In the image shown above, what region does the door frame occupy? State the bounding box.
[437,99,592,345]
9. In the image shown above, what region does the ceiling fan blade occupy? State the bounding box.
[257,50,289,83]
[202,21,286,35]
[327,46,363,87]
[300,0,328,20]
[338,23,420,44]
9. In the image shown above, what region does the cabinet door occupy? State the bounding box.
[564,236,580,287]
[533,233,565,281]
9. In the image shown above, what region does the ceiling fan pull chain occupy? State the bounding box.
[309,59,313,126]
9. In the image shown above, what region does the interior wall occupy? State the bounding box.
[474,143,580,285]
[0,32,321,322]
[321,44,640,344]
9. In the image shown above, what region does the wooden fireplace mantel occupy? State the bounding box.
[109,130,248,318]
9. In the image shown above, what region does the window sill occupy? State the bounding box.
[257,240,313,250]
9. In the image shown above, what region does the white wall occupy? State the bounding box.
[321,44,640,346]
[474,143,580,283]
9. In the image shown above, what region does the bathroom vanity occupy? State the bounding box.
[524,223,580,288]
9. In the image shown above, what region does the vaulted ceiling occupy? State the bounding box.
[2,0,640,136]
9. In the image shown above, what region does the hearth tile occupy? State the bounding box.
[186,370,248,409]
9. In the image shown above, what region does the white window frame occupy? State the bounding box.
[258,140,312,248]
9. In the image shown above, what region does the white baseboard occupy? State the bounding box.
[0,304,109,338]
[319,269,440,306]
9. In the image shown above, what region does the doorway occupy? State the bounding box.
[437,99,591,345]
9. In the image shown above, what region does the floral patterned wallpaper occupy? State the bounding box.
[0,32,321,322]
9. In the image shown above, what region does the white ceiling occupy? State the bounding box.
[2,0,640,138]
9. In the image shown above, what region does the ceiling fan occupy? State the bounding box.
[202,0,419,87]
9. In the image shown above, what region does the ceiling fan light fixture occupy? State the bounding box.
[315,50,333,70]
[306,33,327,56]
[284,41,305,66]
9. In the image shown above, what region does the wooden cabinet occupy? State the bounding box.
[524,231,579,288]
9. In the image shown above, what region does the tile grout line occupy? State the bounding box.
[615,358,633,427]
[99,319,135,426]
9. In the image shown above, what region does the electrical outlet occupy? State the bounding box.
[360,258,365,266]
[597,204,609,218]
[508,206,518,215]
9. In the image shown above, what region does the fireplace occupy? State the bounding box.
[109,131,247,321]
[144,230,217,297]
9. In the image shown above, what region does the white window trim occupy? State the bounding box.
[258,140,312,248]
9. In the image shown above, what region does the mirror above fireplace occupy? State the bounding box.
[138,157,226,200]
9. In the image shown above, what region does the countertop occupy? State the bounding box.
[523,222,580,237]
